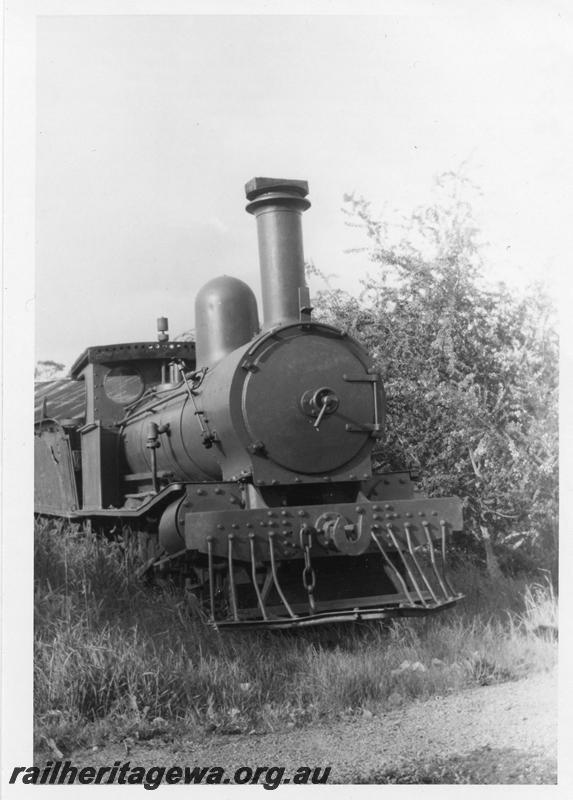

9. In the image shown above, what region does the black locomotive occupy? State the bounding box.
[35,177,463,629]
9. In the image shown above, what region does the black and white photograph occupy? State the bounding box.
[2,0,569,793]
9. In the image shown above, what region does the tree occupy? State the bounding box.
[310,172,558,576]
[35,360,67,381]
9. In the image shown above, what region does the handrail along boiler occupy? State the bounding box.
[34,177,463,629]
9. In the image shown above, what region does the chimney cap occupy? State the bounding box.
[245,177,309,201]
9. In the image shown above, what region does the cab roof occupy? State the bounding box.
[70,340,196,379]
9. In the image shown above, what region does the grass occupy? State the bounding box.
[34,518,558,756]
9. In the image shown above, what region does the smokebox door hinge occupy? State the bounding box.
[343,372,383,437]
[342,373,380,383]
[345,423,383,438]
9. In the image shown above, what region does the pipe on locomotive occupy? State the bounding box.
[245,177,311,330]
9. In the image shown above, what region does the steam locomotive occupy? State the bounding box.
[35,177,463,629]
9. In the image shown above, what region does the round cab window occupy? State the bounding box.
[103,367,144,404]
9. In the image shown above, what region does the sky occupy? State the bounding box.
[35,8,571,367]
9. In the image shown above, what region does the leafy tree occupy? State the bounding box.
[310,172,558,576]
[35,360,67,380]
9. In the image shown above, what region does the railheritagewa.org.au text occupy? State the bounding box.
[9,761,332,790]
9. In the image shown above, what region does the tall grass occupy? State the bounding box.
[34,519,557,753]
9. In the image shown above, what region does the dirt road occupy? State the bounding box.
[69,668,557,784]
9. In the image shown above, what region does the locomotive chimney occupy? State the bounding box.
[245,177,311,329]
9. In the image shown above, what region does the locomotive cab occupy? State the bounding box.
[35,337,195,514]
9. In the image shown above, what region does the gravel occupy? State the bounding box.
[68,668,557,784]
